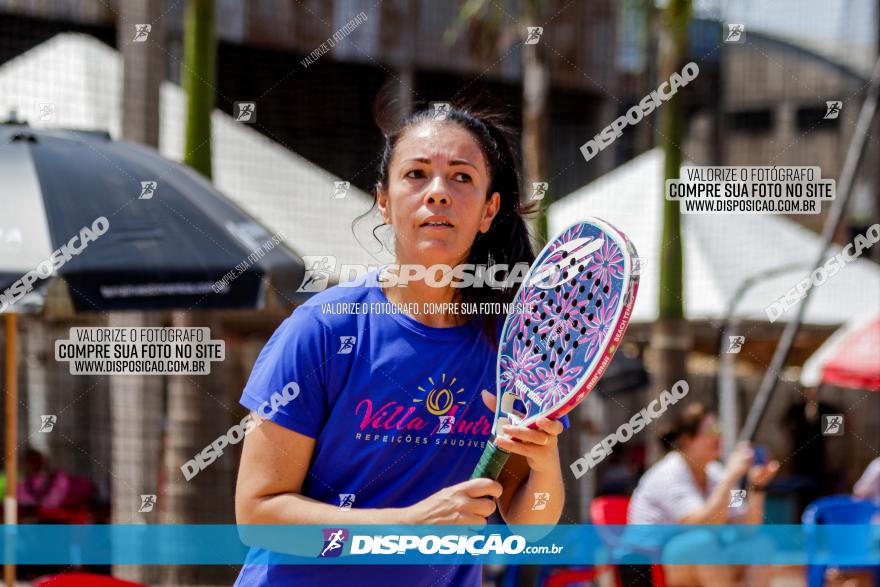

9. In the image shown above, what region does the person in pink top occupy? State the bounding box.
[18,448,74,514]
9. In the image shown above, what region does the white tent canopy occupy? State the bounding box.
[0,33,393,272]
[549,148,880,325]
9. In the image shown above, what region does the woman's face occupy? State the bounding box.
[377,121,500,267]
[682,414,722,464]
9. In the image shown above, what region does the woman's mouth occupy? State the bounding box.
[420,217,454,229]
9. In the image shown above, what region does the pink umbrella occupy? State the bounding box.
[802,314,880,391]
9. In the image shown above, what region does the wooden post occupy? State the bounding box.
[4,313,18,587]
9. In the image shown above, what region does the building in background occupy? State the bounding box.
[0,1,878,584]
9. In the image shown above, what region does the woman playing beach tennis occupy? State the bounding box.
[233,97,568,586]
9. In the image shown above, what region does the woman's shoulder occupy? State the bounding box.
[298,269,380,309]
[640,451,687,486]
[282,269,382,332]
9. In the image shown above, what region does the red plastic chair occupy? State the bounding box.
[33,573,147,586]
[34,507,93,524]
[541,496,666,587]
[543,568,599,587]
[589,496,666,587]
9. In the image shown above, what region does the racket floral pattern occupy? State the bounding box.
[472,218,639,480]
[499,223,632,417]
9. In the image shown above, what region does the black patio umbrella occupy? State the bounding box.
[0,121,306,313]
[0,120,307,544]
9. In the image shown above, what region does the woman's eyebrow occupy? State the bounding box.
[449,159,478,170]
[402,156,478,170]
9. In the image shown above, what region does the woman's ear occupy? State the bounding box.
[479,191,501,233]
[376,186,391,225]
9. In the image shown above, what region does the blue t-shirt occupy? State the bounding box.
[234,271,567,587]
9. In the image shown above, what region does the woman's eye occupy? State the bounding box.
[405,169,424,179]
[454,172,472,183]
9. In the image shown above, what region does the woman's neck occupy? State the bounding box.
[380,268,466,328]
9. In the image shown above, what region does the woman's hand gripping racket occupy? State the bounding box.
[471,218,640,480]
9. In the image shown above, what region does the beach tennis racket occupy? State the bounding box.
[471,218,640,480]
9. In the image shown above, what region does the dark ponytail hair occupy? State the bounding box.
[658,403,713,452]
[358,88,537,346]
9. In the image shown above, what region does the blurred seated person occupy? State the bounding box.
[628,403,780,587]
[18,447,93,522]
[781,386,839,513]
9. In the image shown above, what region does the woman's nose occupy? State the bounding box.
[424,177,450,205]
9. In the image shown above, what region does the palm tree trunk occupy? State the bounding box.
[112,2,165,584]
[182,0,215,179]
[649,0,692,460]
[109,314,164,585]
[519,7,558,587]
[160,2,226,584]
[161,313,236,586]
[522,0,550,248]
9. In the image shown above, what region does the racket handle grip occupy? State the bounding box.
[471,440,511,480]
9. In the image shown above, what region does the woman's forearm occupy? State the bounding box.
[743,491,765,524]
[240,492,413,525]
[502,462,565,525]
